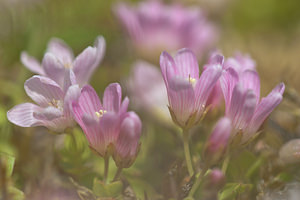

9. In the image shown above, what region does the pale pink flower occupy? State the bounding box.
[114,0,218,59]
[21,36,105,87]
[127,61,170,122]
[160,48,222,129]
[72,84,141,167]
[7,71,80,132]
[220,67,285,144]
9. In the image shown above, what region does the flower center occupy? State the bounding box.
[64,63,72,69]
[48,99,63,110]
[95,109,107,118]
[188,74,196,86]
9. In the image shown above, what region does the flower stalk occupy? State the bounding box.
[183,129,194,177]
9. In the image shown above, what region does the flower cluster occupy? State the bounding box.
[114,0,218,59]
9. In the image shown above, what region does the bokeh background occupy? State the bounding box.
[1,0,300,199]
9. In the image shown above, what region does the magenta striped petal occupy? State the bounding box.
[20,52,44,75]
[174,48,199,79]
[194,64,222,109]
[77,85,102,117]
[24,75,64,107]
[63,85,81,117]
[160,51,177,86]
[240,70,260,103]
[103,83,122,113]
[99,113,121,148]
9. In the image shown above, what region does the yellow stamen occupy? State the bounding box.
[188,74,196,85]
[95,109,107,118]
[64,63,72,69]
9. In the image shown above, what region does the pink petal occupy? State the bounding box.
[63,69,77,93]
[120,97,129,116]
[103,83,122,113]
[33,106,63,121]
[7,103,43,127]
[24,75,64,107]
[270,82,285,95]
[220,67,239,114]
[240,70,260,102]
[20,52,44,75]
[160,51,177,86]
[77,85,102,117]
[73,47,97,86]
[247,85,284,134]
[63,85,81,117]
[174,48,199,79]
[116,112,142,158]
[42,53,65,87]
[194,64,222,109]
[99,113,121,147]
[47,38,74,64]
[113,2,142,41]
[227,84,244,123]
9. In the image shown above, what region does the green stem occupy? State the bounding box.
[189,167,208,198]
[183,129,194,176]
[222,155,230,175]
[112,167,123,182]
[103,157,109,184]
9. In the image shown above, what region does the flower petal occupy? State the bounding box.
[103,83,122,113]
[160,51,177,86]
[7,103,43,127]
[47,38,74,64]
[247,86,284,134]
[99,112,121,148]
[42,53,65,87]
[63,84,81,117]
[20,52,44,75]
[24,75,64,107]
[174,48,199,79]
[73,36,104,86]
[220,67,239,114]
[63,69,77,93]
[194,64,222,109]
[77,85,102,117]
[240,70,260,102]
[33,106,63,121]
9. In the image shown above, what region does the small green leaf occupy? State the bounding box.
[219,183,253,200]
[0,152,15,177]
[93,178,122,197]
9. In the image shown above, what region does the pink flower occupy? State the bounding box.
[127,61,170,122]
[205,51,256,108]
[21,36,105,87]
[160,48,222,129]
[7,71,80,132]
[114,0,218,59]
[72,84,141,167]
[220,67,285,144]
[203,117,232,165]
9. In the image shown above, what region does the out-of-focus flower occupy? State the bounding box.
[160,48,222,129]
[203,117,231,165]
[114,0,218,60]
[259,182,300,200]
[279,139,300,165]
[72,84,141,167]
[127,61,170,123]
[220,67,285,144]
[21,36,105,87]
[7,72,80,132]
[224,52,256,75]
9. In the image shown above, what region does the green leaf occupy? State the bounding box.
[93,178,122,197]
[219,183,253,200]
[8,186,25,200]
[0,152,15,177]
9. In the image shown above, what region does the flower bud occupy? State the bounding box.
[203,117,232,166]
[113,112,142,168]
[202,169,226,200]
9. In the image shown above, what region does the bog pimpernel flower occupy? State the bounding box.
[7,71,80,132]
[71,83,141,168]
[220,67,285,144]
[21,36,105,87]
[114,0,218,59]
[160,48,222,129]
